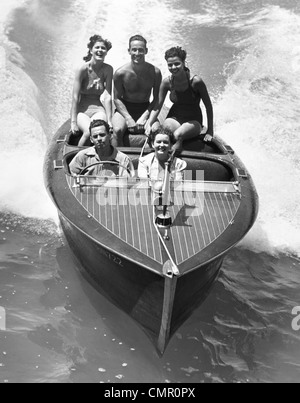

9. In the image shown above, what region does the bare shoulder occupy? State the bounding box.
[154,65,162,77]
[192,75,205,85]
[103,63,113,73]
[114,63,132,76]
[192,75,208,92]
[162,76,171,89]
[146,62,161,75]
[75,62,88,75]
[103,63,113,78]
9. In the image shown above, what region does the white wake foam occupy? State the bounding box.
[215,6,300,257]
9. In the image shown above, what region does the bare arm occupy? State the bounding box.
[113,71,136,128]
[147,78,170,129]
[70,66,84,133]
[102,65,113,127]
[144,67,163,134]
[197,79,214,136]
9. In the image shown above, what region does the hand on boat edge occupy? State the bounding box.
[204,134,213,142]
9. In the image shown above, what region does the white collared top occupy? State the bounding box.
[138,153,187,181]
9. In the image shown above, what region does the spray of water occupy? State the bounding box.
[215,6,300,257]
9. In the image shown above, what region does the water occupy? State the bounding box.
[0,0,300,383]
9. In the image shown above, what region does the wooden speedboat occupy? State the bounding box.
[44,120,258,355]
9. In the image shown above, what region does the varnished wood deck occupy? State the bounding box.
[67,176,240,269]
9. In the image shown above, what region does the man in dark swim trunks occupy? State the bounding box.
[112,35,162,146]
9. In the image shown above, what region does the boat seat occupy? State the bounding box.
[124,134,220,154]
[129,154,232,182]
[65,151,232,182]
[66,129,220,155]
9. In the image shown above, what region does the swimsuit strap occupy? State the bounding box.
[169,75,174,92]
[189,75,199,99]
[170,72,197,91]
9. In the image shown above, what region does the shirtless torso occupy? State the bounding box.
[112,37,162,145]
[114,62,158,103]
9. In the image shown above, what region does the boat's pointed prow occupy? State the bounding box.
[157,272,178,357]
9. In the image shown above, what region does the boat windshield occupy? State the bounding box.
[72,175,238,193]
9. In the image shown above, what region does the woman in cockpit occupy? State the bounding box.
[138,126,187,181]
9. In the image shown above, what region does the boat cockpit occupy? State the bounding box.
[63,128,236,183]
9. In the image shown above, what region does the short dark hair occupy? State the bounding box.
[84,35,112,62]
[129,35,147,48]
[150,126,176,146]
[89,119,110,134]
[165,46,187,63]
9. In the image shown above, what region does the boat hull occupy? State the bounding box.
[44,120,259,355]
[59,212,223,354]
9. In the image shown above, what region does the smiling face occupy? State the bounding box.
[153,133,172,161]
[90,41,108,62]
[167,56,185,77]
[128,40,148,65]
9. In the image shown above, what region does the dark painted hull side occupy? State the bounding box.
[59,213,223,354]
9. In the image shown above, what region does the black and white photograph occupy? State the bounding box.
[0,0,299,384]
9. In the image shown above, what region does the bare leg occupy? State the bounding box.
[112,112,127,147]
[151,120,161,133]
[164,119,201,154]
[163,118,181,132]
[91,107,107,122]
[78,108,108,147]
[77,113,92,146]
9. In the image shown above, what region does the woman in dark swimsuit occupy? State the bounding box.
[152,47,214,154]
[71,35,113,146]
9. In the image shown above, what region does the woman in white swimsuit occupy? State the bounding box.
[71,35,113,146]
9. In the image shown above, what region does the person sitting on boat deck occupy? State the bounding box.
[111,35,162,146]
[70,35,114,147]
[149,46,214,155]
[138,126,187,182]
[69,120,135,177]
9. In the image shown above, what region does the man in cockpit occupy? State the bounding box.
[69,119,135,177]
